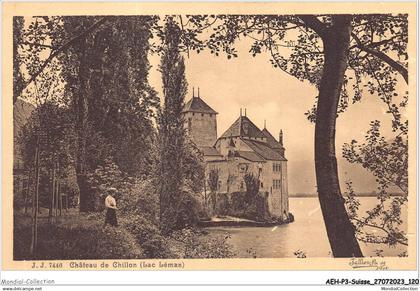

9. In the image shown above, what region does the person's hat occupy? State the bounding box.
[107,187,117,193]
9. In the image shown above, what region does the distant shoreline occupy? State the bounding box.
[289,193,405,198]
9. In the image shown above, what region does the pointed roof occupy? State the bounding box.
[183,96,217,114]
[261,128,283,149]
[220,116,266,139]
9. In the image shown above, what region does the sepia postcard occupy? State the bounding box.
[1,1,417,273]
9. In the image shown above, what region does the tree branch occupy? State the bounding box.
[20,41,55,49]
[351,33,408,84]
[353,217,408,246]
[16,17,108,100]
[349,34,403,51]
[297,15,327,39]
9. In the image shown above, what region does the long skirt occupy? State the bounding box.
[105,208,118,226]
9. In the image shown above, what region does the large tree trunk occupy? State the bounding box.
[75,37,94,212]
[315,15,363,257]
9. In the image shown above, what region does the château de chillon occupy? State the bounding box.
[183,89,290,221]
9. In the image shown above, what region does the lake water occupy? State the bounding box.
[206,197,407,258]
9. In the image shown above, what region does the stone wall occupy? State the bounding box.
[183,111,217,147]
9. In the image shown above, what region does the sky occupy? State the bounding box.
[150,38,401,194]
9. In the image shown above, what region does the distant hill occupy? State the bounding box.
[289,192,405,198]
[14,99,35,168]
[14,99,35,137]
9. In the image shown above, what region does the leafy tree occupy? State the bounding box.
[207,169,219,211]
[156,18,189,234]
[207,169,219,193]
[18,101,75,211]
[15,16,159,211]
[13,16,25,105]
[343,120,408,247]
[86,159,127,211]
[183,139,205,194]
[57,16,159,211]
[243,172,260,204]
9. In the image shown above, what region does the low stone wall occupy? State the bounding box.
[198,212,294,227]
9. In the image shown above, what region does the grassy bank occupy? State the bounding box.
[14,208,234,260]
[14,209,144,260]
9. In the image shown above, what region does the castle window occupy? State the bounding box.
[201,113,204,117]
[218,180,222,190]
[273,179,281,189]
[273,163,281,172]
[240,181,244,191]
[260,182,264,188]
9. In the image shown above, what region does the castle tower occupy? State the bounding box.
[182,88,218,148]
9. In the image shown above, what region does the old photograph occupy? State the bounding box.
[4,2,416,272]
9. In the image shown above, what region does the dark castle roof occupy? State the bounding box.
[218,114,286,161]
[242,139,287,161]
[200,146,222,156]
[220,116,266,139]
[235,151,266,162]
[183,96,217,114]
[261,128,283,149]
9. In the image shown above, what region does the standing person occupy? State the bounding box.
[104,188,118,227]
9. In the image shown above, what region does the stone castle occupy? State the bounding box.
[182,90,289,220]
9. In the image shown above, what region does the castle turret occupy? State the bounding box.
[279,130,283,146]
[227,135,236,158]
[182,88,218,148]
[278,130,285,157]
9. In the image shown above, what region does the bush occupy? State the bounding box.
[173,189,202,230]
[213,191,271,222]
[120,213,172,259]
[116,178,175,258]
[118,179,159,223]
